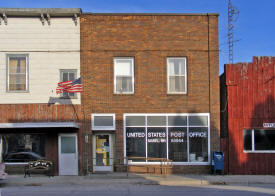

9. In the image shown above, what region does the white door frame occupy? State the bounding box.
[93,133,113,172]
[58,133,78,175]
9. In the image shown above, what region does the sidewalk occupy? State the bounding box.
[1,173,275,187]
[144,174,275,186]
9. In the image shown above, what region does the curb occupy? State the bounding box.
[3,175,275,187]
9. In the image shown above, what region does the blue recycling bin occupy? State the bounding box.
[212,151,224,175]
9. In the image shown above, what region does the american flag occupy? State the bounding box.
[56,77,82,94]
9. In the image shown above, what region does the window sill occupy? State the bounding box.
[6,90,29,93]
[114,92,134,95]
[244,150,275,153]
[59,96,77,99]
[167,92,187,95]
[92,127,116,131]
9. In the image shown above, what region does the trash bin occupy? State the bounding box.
[212,151,224,175]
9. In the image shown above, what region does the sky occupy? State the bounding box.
[0,0,274,75]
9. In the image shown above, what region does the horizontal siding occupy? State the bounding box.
[0,33,80,39]
[0,16,80,104]
[0,52,80,104]
[0,17,80,51]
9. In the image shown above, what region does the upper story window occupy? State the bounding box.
[60,69,77,98]
[167,57,187,94]
[114,57,134,94]
[7,54,28,92]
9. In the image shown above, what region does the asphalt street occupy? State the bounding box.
[1,184,275,196]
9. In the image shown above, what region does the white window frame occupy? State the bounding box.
[167,57,187,94]
[59,69,77,99]
[6,54,29,93]
[243,129,275,153]
[92,114,116,130]
[113,57,134,94]
[123,113,210,166]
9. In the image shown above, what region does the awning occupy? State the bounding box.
[0,122,79,129]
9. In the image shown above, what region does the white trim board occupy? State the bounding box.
[0,122,79,128]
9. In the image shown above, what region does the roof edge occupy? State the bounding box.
[0,8,82,16]
[82,12,219,16]
[224,56,275,66]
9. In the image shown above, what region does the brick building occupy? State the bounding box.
[80,13,220,174]
[221,56,275,174]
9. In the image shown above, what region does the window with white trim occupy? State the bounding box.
[92,114,116,130]
[167,57,187,94]
[60,69,77,98]
[243,129,275,152]
[7,54,28,92]
[125,114,210,164]
[114,57,134,94]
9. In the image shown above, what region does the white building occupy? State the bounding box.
[0,8,81,104]
[0,8,82,176]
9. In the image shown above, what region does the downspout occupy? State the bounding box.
[207,14,211,114]
[207,14,212,165]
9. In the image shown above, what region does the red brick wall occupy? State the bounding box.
[0,104,81,123]
[80,14,220,174]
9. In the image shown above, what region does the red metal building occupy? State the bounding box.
[221,56,275,174]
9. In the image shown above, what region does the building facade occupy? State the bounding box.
[80,13,220,174]
[221,56,275,174]
[0,8,82,175]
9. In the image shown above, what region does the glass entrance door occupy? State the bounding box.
[93,134,113,172]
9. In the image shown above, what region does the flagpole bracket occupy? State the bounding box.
[1,13,7,25]
[46,13,51,25]
[40,13,45,25]
[73,14,78,26]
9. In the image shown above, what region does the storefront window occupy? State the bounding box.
[189,116,208,126]
[126,116,145,126]
[147,116,166,126]
[125,114,210,164]
[243,130,252,151]
[147,127,167,160]
[189,127,208,162]
[2,134,45,162]
[168,127,187,162]
[254,130,275,151]
[126,127,146,161]
[168,116,187,126]
[243,129,275,152]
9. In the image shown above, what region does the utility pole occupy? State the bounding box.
[228,0,239,63]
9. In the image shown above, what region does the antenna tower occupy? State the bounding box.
[228,0,239,63]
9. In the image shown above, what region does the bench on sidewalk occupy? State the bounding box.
[24,160,54,177]
[0,163,7,180]
[126,157,172,175]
